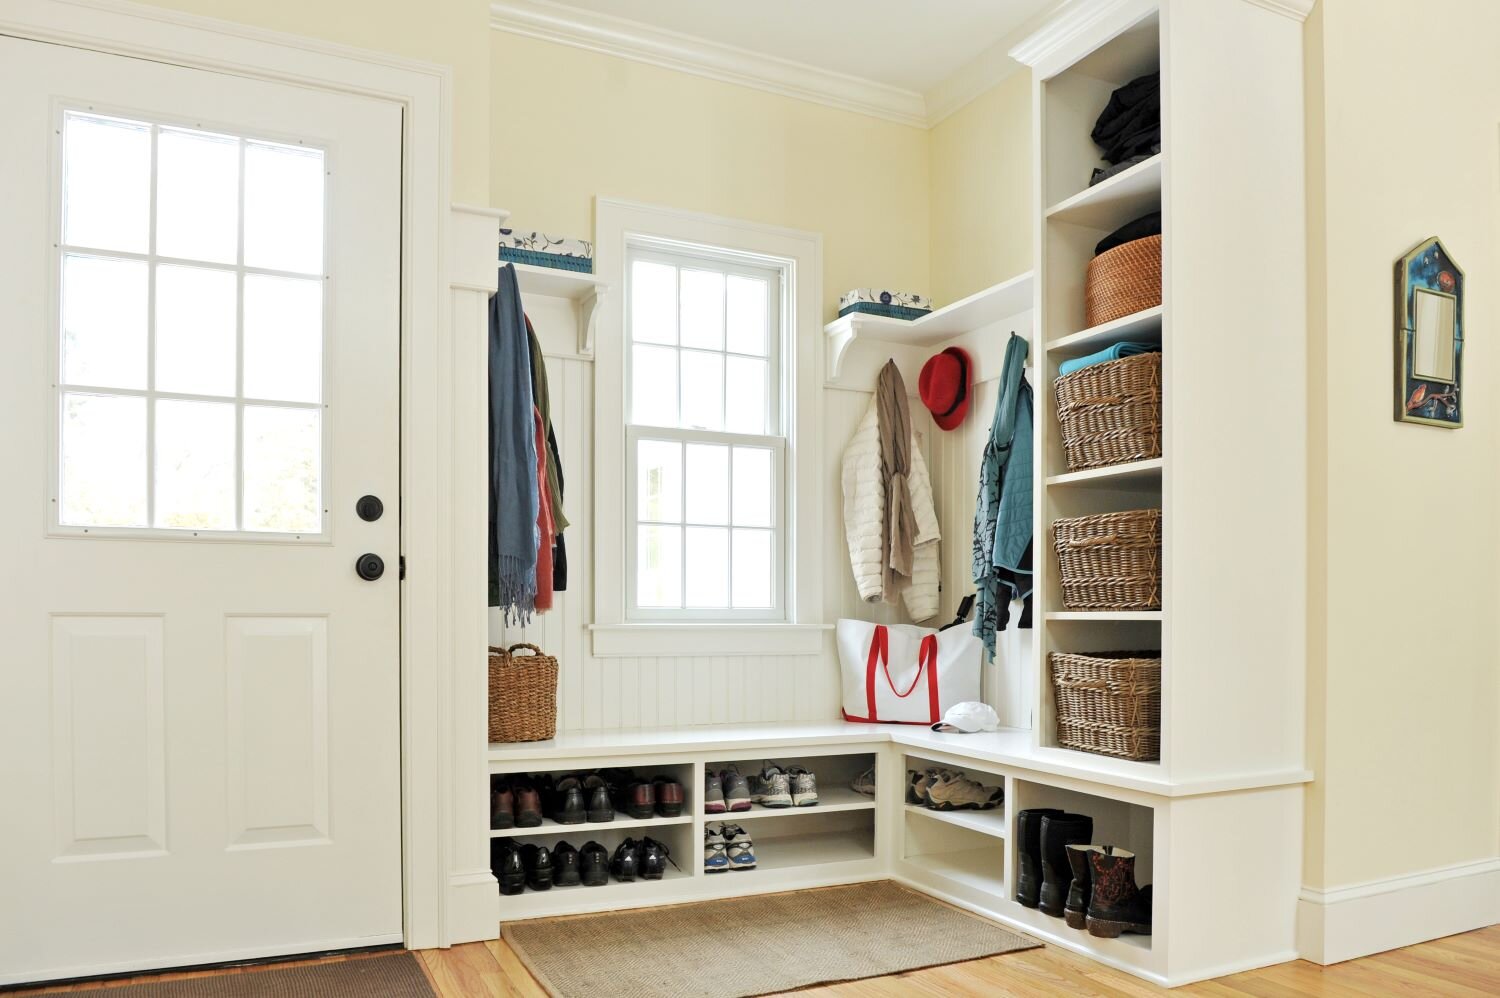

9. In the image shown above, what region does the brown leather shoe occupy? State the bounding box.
[490,781,515,830]
[617,780,655,820]
[652,776,684,818]
[513,777,543,828]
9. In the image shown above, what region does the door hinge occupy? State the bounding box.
[399,555,406,580]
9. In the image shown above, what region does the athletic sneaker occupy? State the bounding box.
[750,765,793,808]
[926,772,1004,811]
[704,769,727,814]
[850,766,876,798]
[719,767,752,812]
[704,821,730,873]
[722,823,756,870]
[786,766,819,807]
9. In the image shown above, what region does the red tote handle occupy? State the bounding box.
[844,626,942,725]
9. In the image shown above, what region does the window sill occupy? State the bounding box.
[589,623,828,658]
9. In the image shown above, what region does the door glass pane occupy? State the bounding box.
[630,260,676,345]
[679,269,724,350]
[725,356,767,434]
[243,141,324,274]
[732,447,772,527]
[61,254,147,390]
[726,275,768,356]
[156,128,239,264]
[631,344,678,426]
[685,444,729,525]
[636,439,682,522]
[637,525,682,608]
[154,399,236,530]
[59,393,146,527]
[243,406,321,533]
[155,265,237,396]
[62,113,150,254]
[684,526,729,608]
[679,350,724,431]
[243,274,322,403]
[731,528,773,609]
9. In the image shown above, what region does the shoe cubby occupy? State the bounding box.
[720,809,877,874]
[488,762,694,839]
[704,751,878,818]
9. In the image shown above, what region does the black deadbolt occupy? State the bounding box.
[356,495,384,522]
[356,553,385,581]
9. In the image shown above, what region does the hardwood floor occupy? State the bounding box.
[16,922,1500,995]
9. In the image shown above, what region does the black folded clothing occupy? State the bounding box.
[1094,211,1161,257]
[1091,71,1161,166]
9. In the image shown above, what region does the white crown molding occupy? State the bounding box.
[489,0,927,128]
[1241,0,1316,20]
[1008,0,1141,68]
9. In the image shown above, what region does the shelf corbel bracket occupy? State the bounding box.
[578,283,611,356]
[825,315,860,382]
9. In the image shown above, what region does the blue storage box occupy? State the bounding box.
[499,229,594,274]
[838,288,932,321]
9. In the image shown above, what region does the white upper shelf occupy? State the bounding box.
[504,261,612,354]
[1045,154,1162,232]
[824,271,1034,380]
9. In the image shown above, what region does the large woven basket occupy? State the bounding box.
[1084,233,1162,328]
[1052,508,1162,611]
[1054,351,1162,471]
[1050,651,1161,761]
[488,642,558,743]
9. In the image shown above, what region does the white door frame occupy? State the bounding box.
[0,0,497,953]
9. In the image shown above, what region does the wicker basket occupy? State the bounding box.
[487,642,558,743]
[1050,651,1161,761]
[1054,351,1162,471]
[1051,508,1162,611]
[1084,234,1162,328]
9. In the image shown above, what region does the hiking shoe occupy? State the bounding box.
[910,768,958,808]
[641,837,680,880]
[704,769,727,814]
[787,766,819,807]
[750,765,792,808]
[719,767,752,812]
[850,766,876,798]
[927,772,1003,811]
[705,822,730,873]
[722,823,756,869]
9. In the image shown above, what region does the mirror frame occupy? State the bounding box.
[1395,236,1464,428]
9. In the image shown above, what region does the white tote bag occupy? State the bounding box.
[837,619,982,725]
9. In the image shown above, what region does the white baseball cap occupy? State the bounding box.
[931,701,1000,734]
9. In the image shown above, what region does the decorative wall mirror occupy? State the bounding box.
[1395,237,1463,427]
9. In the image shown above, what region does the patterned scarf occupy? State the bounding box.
[876,360,917,603]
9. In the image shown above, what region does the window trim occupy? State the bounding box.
[592,199,824,658]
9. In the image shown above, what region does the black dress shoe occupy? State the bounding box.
[582,773,614,822]
[491,840,524,896]
[552,776,586,825]
[640,837,679,881]
[610,837,641,882]
[520,843,553,891]
[552,841,581,886]
[579,841,609,887]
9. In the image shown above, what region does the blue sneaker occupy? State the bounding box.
[723,823,756,870]
[704,822,730,873]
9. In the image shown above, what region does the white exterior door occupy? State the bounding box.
[0,35,403,985]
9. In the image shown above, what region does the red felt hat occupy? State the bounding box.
[918,347,972,431]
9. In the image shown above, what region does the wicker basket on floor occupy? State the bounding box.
[1050,651,1161,761]
[1051,508,1162,611]
[1054,351,1162,472]
[1084,234,1162,328]
[488,643,558,743]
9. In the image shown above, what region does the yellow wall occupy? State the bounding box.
[927,71,1034,305]
[489,31,931,321]
[1306,0,1500,888]
[136,0,493,203]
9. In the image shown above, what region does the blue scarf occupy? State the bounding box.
[488,265,540,623]
[973,334,1033,658]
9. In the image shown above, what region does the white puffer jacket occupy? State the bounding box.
[840,396,941,621]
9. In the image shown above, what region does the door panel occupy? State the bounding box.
[0,35,403,985]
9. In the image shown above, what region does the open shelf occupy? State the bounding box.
[1046,305,1164,356]
[1045,611,1161,622]
[1046,154,1162,231]
[751,827,875,872]
[490,813,691,839]
[1046,458,1162,490]
[903,846,1006,896]
[715,786,876,819]
[904,804,1006,839]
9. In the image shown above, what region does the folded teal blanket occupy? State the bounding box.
[1058,341,1159,377]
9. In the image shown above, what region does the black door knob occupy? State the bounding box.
[356,495,384,521]
[356,553,385,581]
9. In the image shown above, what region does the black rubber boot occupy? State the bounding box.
[1014,808,1064,908]
[1087,846,1152,938]
[1064,844,1096,929]
[491,840,524,896]
[1038,813,1093,917]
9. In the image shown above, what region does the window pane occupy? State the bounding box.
[59,393,146,527]
[61,254,147,390]
[156,128,239,264]
[631,344,678,426]
[637,525,682,608]
[685,443,728,525]
[62,113,149,253]
[243,274,322,403]
[679,269,724,350]
[680,350,724,431]
[732,447,773,527]
[630,260,676,345]
[155,265,237,396]
[732,529,773,608]
[726,275,768,355]
[243,141,324,274]
[154,399,235,530]
[725,356,768,434]
[636,439,682,522]
[685,526,729,608]
[244,406,321,533]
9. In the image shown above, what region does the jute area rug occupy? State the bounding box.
[502,880,1040,998]
[30,952,434,997]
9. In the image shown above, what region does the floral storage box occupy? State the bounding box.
[499,229,594,274]
[838,288,932,321]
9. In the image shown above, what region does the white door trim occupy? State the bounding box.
[0,0,493,953]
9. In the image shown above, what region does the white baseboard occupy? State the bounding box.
[1298,857,1500,964]
[447,870,502,945]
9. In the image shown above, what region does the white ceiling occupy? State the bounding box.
[515,0,1059,94]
